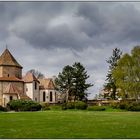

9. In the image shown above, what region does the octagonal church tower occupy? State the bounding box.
[0,49,25,106]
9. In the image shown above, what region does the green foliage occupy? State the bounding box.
[75,101,87,110]
[55,62,93,102]
[41,103,50,110]
[105,48,122,99]
[50,105,62,110]
[61,103,67,110]
[112,46,140,99]
[66,102,75,109]
[7,99,42,111]
[0,105,7,112]
[87,106,106,111]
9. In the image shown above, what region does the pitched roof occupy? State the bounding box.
[23,72,39,83]
[0,76,24,82]
[0,49,22,68]
[4,83,22,94]
[39,78,55,90]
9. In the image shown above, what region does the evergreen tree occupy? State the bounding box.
[55,62,93,102]
[105,48,122,99]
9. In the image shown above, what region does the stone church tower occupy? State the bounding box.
[0,49,25,106]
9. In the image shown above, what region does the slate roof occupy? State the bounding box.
[0,49,22,68]
[23,72,39,83]
[39,78,55,90]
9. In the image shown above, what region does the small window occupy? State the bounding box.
[26,88,28,91]
[8,74,9,77]
[10,96,13,101]
[43,92,46,102]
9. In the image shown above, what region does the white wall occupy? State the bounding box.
[3,94,18,106]
[40,89,57,103]
[24,83,33,99]
[24,81,40,102]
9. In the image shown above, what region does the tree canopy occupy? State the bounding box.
[55,62,93,102]
[104,48,122,99]
[112,46,140,99]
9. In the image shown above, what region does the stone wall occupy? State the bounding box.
[0,66,22,79]
[0,81,24,106]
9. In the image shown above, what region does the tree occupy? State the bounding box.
[55,65,74,102]
[112,46,140,100]
[27,69,45,79]
[55,62,93,102]
[72,62,93,101]
[104,48,122,99]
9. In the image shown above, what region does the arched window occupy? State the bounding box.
[43,91,46,102]
[50,92,53,102]
[35,82,37,90]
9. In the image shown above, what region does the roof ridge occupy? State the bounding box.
[0,49,22,68]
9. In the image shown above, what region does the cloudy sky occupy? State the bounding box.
[0,2,139,98]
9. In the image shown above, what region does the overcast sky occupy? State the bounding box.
[0,2,139,98]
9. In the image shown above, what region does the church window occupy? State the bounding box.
[8,74,9,77]
[43,92,46,102]
[50,92,53,102]
[10,96,13,101]
[35,82,37,90]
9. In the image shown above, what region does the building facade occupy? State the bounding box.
[0,49,59,106]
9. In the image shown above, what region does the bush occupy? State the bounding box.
[41,103,50,110]
[50,105,62,110]
[7,100,42,111]
[0,105,7,112]
[87,106,106,111]
[61,103,67,110]
[67,102,75,109]
[75,101,87,110]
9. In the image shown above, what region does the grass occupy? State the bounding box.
[0,110,140,138]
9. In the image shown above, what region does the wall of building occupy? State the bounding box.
[0,81,24,106]
[24,81,40,102]
[3,94,18,107]
[0,66,22,79]
[40,89,57,103]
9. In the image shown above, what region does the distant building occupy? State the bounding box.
[0,48,59,106]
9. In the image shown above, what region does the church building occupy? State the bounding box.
[0,48,59,106]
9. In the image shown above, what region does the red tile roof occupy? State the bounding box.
[4,83,22,94]
[23,72,39,83]
[0,76,24,82]
[39,78,55,90]
[0,49,22,68]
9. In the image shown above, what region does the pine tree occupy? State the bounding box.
[55,62,93,102]
[105,48,122,99]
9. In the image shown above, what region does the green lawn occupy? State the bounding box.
[0,110,140,138]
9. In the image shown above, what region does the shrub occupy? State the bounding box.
[41,103,50,110]
[50,105,61,110]
[110,102,119,109]
[67,102,75,109]
[0,105,7,112]
[75,101,87,110]
[87,106,106,111]
[7,99,42,111]
[61,103,67,110]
